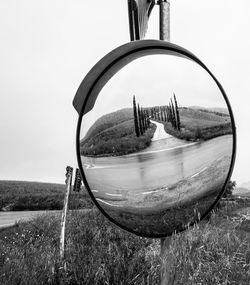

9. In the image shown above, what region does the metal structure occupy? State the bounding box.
[159,0,170,41]
[128,0,155,40]
[73,2,235,284]
[128,0,170,41]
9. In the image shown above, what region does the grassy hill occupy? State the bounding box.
[80,108,156,157]
[180,107,230,128]
[190,106,230,115]
[0,180,65,196]
[80,106,232,157]
[234,186,250,197]
[82,108,133,144]
[181,107,232,140]
[155,107,232,141]
[239,181,250,190]
[0,180,92,211]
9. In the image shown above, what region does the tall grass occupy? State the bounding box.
[163,213,250,284]
[0,210,160,285]
[0,206,249,284]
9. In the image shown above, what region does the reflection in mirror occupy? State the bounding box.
[79,54,233,237]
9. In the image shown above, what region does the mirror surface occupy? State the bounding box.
[79,54,234,237]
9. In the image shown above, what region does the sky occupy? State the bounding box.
[0,0,250,185]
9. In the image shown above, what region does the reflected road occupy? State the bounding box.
[82,134,233,197]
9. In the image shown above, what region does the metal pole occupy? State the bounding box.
[60,166,73,261]
[160,237,176,285]
[159,1,174,284]
[159,0,170,41]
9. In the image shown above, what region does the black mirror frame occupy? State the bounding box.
[73,39,237,238]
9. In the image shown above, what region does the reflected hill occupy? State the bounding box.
[82,108,133,143]
[190,106,230,115]
[162,106,232,142]
[80,106,232,157]
[80,108,156,157]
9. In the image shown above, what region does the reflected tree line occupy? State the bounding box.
[133,93,181,137]
[133,95,150,137]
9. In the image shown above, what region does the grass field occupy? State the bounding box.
[81,108,156,157]
[0,199,249,284]
[0,180,93,211]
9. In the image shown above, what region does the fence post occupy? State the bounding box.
[72,168,82,209]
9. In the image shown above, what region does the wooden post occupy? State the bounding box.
[72,168,82,209]
[60,166,73,261]
[160,236,176,285]
[73,168,82,192]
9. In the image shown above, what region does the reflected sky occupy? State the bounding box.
[81,54,228,138]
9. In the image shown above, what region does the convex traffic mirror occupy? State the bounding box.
[73,40,236,238]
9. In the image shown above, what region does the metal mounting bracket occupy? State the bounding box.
[128,0,170,41]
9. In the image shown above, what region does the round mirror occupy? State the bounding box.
[74,40,236,238]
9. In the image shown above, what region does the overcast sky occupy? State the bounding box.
[0,0,250,185]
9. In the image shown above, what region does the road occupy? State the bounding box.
[0,210,91,230]
[0,211,59,230]
[150,120,172,141]
[81,121,233,209]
